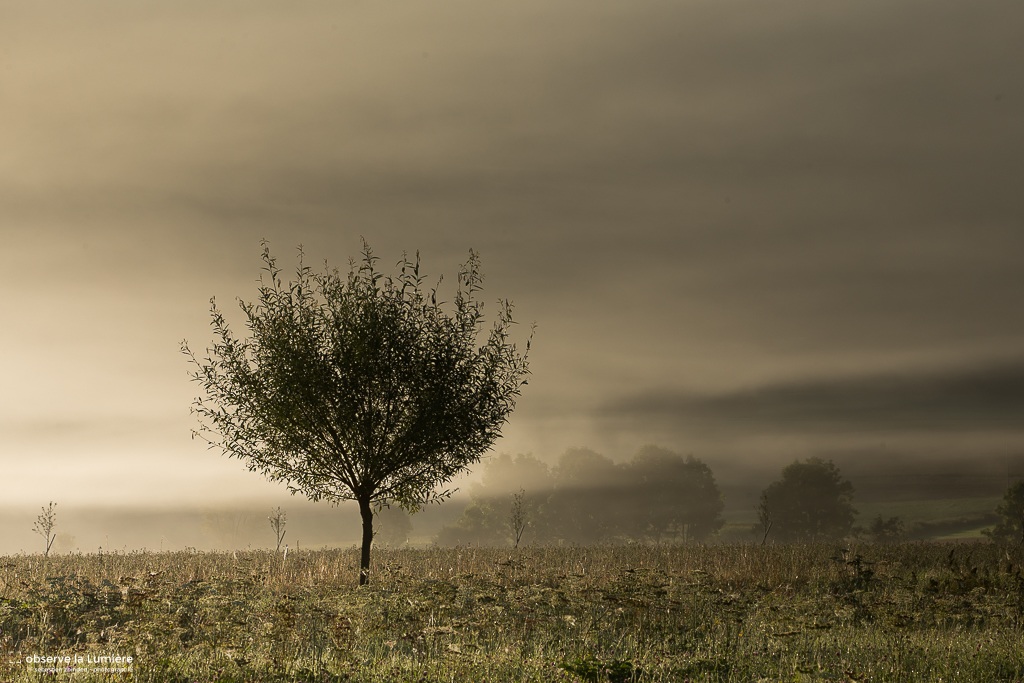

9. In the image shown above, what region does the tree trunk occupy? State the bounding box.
[358,497,373,585]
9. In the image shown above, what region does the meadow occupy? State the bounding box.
[1,543,1023,682]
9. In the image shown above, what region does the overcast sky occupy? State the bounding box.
[3,0,1023,512]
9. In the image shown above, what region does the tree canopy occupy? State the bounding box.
[183,242,531,583]
[621,446,725,542]
[758,457,856,543]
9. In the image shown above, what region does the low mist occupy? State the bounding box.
[4,445,1022,556]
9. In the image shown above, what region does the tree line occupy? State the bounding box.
[432,451,856,546]
[432,452,1024,547]
[435,447,725,546]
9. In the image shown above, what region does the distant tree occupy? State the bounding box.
[33,501,57,558]
[549,448,623,543]
[622,446,724,542]
[184,242,531,584]
[864,515,904,544]
[758,458,856,542]
[984,481,1024,544]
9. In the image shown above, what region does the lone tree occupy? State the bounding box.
[757,457,856,543]
[184,242,531,584]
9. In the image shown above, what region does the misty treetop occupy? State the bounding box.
[436,446,725,545]
[183,241,531,583]
[758,457,857,543]
[623,446,725,542]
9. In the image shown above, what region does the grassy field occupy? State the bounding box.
[2,543,1023,682]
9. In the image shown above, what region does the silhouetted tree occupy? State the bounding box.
[623,446,724,542]
[758,458,856,542]
[184,242,531,583]
[985,481,1024,544]
[549,448,623,543]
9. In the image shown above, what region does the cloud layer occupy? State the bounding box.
[601,358,1024,437]
[3,0,1023,509]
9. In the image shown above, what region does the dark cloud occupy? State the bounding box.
[600,359,1024,436]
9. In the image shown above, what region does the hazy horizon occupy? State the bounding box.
[4,0,1023,544]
